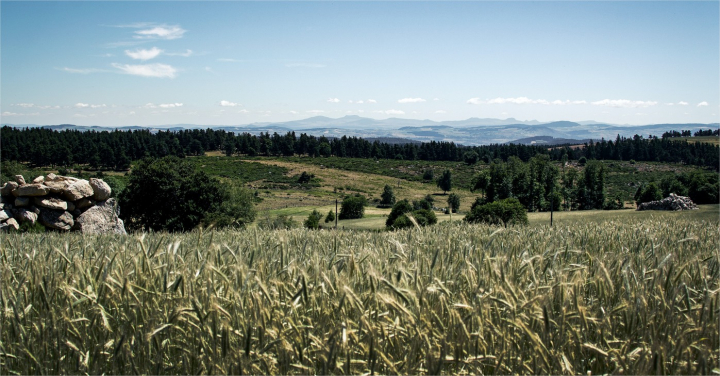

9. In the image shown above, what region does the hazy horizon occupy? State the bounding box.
[2,2,718,127]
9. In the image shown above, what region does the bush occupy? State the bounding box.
[463,151,479,165]
[603,193,624,210]
[304,210,323,229]
[324,209,335,223]
[390,209,438,230]
[413,194,434,210]
[378,185,396,208]
[339,195,367,220]
[422,169,434,181]
[257,215,297,230]
[297,171,314,184]
[385,199,413,227]
[119,156,255,232]
[464,198,528,227]
[447,193,460,213]
[436,170,452,194]
[578,157,587,165]
[660,176,688,197]
[635,183,663,206]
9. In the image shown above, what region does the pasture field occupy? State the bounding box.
[1,216,718,374]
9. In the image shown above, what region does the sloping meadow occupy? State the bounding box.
[1,218,718,374]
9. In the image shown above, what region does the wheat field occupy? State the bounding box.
[1,217,718,375]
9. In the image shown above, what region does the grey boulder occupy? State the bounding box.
[39,210,74,231]
[89,178,112,201]
[75,198,126,234]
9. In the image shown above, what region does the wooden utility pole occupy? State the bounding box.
[335,198,338,229]
[550,189,554,227]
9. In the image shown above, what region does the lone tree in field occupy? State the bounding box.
[378,185,396,208]
[447,193,461,213]
[436,169,452,194]
[324,209,335,223]
[304,209,323,229]
[464,198,528,227]
[119,156,256,232]
[339,195,367,220]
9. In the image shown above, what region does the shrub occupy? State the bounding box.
[325,209,335,223]
[422,169,434,181]
[447,193,460,213]
[297,171,314,184]
[304,210,323,229]
[119,156,255,232]
[390,209,438,230]
[339,195,367,220]
[464,198,528,227]
[378,185,396,208]
[386,199,413,227]
[603,193,624,210]
[413,194,434,210]
[578,157,587,165]
[660,176,688,197]
[257,215,297,230]
[463,151,479,165]
[635,182,663,206]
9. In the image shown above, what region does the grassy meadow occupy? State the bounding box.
[1,215,718,375]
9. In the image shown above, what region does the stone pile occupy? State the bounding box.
[637,193,698,211]
[0,174,126,234]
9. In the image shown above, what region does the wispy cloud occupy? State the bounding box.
[58,67,106,74]
[112,63,177,78]
[327,98,340,103]
[75,103,90,108]
[678,101,689,106]
[238,109,250,114]
[217,58,245,63]
[134,25,186,40]
[384,109,405,115]
[307,110,325,114]
[697,101,709,107]
[159,103,183,108]
[286,63,326,68]
[125,47,163,60]
[468,97,589,105]
[398,98,426,103]
[165,49,193,57]
[2,111,19,116]
[220,100,241,107]
[591,99,658,108]
[356,100,364,104]
[13,103,35,108]
[74,103,106,108]
[435,110,446,114]
[367,99,377,103]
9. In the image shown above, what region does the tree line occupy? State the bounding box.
[1,125,717,170]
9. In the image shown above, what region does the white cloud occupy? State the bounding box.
[433,98,440,101]
[591,99,658,108]
[143,103,157,108]
[220,100,241,107]
[134,25,186,40]
[385,109,405,115]
[37,105,61,109]
[90,104,107,108]
[165,49,193,57]
[2,111,19,116]
[204,67,213,72]
[398,98,426,103]
[286,63,326,68]
[327,98,340,103]
[697,101,709,107]
[289,110,299,114]
[59,67,104,74]
[217,58,244,62]
[125,47,163,60]
[112,63,177,78]
[348,100,353,104]
[356,100,364,104]
[468,97,588,105]
[238,109,250,113]
[159,103,183,108]
[367,99,377,103]
[466,98,483,105]
[435,110,446,114]
[358,110,364,113]
[13,103,34,108]
[75,103,90,108]
[129,111,136,115]
[678,101,689,105]
[307,110,325,114]
[665,103,674,106]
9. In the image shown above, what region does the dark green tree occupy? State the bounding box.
[463,151,479,165]
[119,156,255,231]
[339,195,367,219]
[422,169,434,181]
[378,185,396,208]
[447,193,460,213]
[385,199,413,228]
[464,198,528,227]
[324,209,335,223]
[304,209,323,229]
[436,169,452,194]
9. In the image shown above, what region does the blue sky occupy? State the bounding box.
[2,1,718,126]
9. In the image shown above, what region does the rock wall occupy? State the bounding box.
[637,193,698,211]
[0,174,126,234]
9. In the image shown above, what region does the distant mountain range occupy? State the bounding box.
[4,116,718,146]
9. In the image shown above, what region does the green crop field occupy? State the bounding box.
[1,215,718,375]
